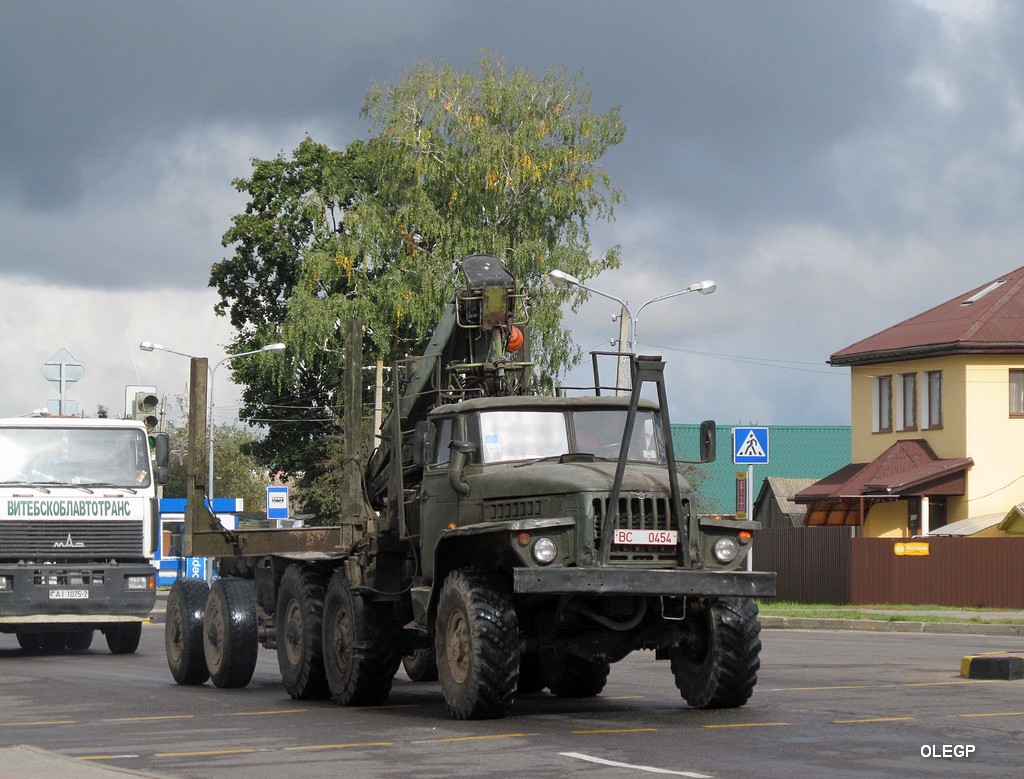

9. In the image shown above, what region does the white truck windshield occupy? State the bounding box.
[0,427,152,487]
[476,409,664,464]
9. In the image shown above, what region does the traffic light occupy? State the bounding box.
[134,391,159,433]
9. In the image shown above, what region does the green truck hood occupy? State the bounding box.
[466,458,687,499]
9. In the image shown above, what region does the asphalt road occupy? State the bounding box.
[2,621,1023,779]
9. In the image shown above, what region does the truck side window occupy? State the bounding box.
[431,419,454,467]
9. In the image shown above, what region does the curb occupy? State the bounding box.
[960,654,1024,679]
[761,615,1024,636]
[0,745,167,778]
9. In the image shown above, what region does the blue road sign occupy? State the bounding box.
[267,486,290,520]
[733,426,769,465]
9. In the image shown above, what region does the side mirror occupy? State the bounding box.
[699,420,716,463]
[448,440,476,496]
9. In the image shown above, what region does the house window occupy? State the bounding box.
[872,375,893,433]
[898,373,917,431]
[1011,370,1024,418]
[922,370,943,429]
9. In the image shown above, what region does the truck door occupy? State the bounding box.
[417,416,461,581]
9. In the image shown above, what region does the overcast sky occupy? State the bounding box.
[3,0,1021,430]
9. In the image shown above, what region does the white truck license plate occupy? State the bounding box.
[613,529,678,546]
[49,589,89,600]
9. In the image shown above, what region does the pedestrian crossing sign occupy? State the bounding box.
[733,426,769,464]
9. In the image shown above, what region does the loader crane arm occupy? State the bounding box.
[363,254,531,509]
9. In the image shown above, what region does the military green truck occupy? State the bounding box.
[164,255,776,719]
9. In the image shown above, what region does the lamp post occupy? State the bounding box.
[207,344,285,503]
[548,270,716,391]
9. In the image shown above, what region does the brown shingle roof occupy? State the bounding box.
[830,265,1024,366]
[795,440,973,500]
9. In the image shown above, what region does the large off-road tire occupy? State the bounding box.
[434,568,519,720]
[671,596,761,709]
[165,578,210,685]
[105,622,142,655]
[276,564,330,700]
[401,647,439,682]
[204,578,259,689]
[322,569,400,706]
[541,651,611,698]
[67,629,95,652]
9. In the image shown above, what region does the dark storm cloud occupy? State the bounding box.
[0,0,996,295]
[0,1,420,207]
[438,2,930,222]
[4,0,1024,422]
[3,1,928,216]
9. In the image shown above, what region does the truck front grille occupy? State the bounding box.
[593,494,681,565]
[0,520,144,561]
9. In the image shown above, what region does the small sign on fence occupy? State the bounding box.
[894,541,930,556]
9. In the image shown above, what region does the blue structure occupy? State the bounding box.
[155,497,242,585]
[672,424,851,516]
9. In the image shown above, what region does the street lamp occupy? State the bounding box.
[207,343,285,502]
[139,341,194,360]
[548,270,715,393]
[548,269,716,354]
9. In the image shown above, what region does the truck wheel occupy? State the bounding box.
[67,629,95,651]
[105,622,143,654]
[16,632,42,651]
[435,568,519,720]
[277,564,329,699]
[322,569,399,706]
[671,596,761,709]
[204,578,258,688]
[165,578,210,685]
[542,652,611,698]
[401,647,438,682]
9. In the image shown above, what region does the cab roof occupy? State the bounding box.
[0,417,148,430]
[428,394,660,417]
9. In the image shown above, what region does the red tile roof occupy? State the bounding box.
[830,265,1024,366]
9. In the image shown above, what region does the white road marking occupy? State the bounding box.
[560,751,713,777]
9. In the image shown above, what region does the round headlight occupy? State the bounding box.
[532,537,558,565]
[712,536,739,563]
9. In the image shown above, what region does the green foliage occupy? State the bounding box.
[210,55,626,498]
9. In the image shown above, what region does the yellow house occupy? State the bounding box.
[797,266,1024,538]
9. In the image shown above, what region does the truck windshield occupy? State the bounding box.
[573,410,665,463]
[476,409,664,464]
[0,427,152,488]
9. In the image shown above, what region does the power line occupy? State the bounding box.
[644,342,841,376]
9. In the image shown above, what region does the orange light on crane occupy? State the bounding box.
[506,326,524,353]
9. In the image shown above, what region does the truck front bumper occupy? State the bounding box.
[514,567,777,598]
[0,562,157,624]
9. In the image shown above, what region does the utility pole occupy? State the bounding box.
[614,306,631,396]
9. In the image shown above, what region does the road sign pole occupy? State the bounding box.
[747,464,754,571]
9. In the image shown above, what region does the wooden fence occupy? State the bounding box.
[752,528,1024,609]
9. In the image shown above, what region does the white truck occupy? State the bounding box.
[0,416,169,653]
